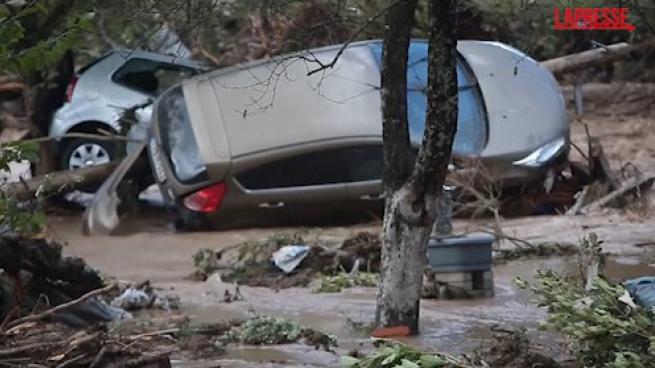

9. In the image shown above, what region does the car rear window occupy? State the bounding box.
[157,86,208,183]
[114,58,196,95]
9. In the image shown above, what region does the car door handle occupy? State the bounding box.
[258,201,285,208]
[360,193,382,200]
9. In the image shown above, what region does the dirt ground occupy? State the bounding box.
[48,82,655,367]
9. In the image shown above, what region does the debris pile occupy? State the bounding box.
[0,235,189,366]
[314,272,378,293]
[178,316,337,357]
[235,315,336,350]
[474,329,561,368]
[0,320,173,367]
[561,126,655,216]
[492,241,577,263]
[191,232,382,289]
[0,236,122,327]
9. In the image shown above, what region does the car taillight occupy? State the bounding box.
[183,182,227,213]
[65,76,78,102]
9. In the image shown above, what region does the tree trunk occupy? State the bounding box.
[541,42,654,77]
[22,50,74,175]
[375,0,458,335]
[4,162,118,201]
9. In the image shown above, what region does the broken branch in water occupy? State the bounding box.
[580,175,655,214]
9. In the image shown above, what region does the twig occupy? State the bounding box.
[127,328,180,341]
[570,140,590,163]
[89,346,107,368]
[197,46,222,66]
[105,350,172,368]
[7,284,117,328]
[566,185,590,216]
[55,353,88,368]
[306,0,402,76]
[0,307,19,333]
[0,342,60,358]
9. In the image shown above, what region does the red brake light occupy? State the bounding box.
[65,76,78,102]
[183,182,227,213]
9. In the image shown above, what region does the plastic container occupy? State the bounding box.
[426,233,495,272]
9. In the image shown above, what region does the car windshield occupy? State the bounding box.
[157,86,208,183]
[369,41,488,157]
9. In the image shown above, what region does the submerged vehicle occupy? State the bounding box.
[142,40,568,229]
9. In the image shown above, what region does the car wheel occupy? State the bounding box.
[60,138,117,171]
[173,205,212,232]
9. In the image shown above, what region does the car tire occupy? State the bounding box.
[173,205,212,232]
[60,138,118,171]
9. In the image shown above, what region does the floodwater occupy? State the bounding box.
[50,210,655,367]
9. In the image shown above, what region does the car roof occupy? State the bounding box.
[106,48,210,70]
[191,39,507,82]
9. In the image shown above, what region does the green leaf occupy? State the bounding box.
[399,359,420,368]
[381,352,398,366]
[340,356,360,368]
[418,354,445,368]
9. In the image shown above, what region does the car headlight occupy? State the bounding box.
[512,137,566,168]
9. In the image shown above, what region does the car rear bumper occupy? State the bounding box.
[49,103,79,138]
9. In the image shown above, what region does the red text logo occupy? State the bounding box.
[553,7,636,31]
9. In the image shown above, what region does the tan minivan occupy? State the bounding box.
[148,40,569,229]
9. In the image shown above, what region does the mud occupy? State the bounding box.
[46,207,655,367]
[47,206,655,367]
[477,329,562,368]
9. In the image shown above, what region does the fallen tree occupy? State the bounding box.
[541,42,655,76]
[3,162,118,201]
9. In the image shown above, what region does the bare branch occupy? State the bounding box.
[306,0,403,76]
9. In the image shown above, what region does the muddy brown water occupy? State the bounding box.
[51,211,655,367]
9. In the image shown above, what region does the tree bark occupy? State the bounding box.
[23,50,74,175]
[375,0,458,335]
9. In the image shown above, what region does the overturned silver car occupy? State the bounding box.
[87,39,569,232]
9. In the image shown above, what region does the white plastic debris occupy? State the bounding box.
[619,290,639,309]
[271,245,310,273]
[110,286,178,311]
[0,160,31,183]
[111,288,152,311]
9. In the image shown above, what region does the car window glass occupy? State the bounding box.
[237,145,387,189]
[236,149,349,190]
[158,86,207,183]
[113,58,195,95]
[368,41,488,157]
[345,145,383,182]
[155,66,195,92]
